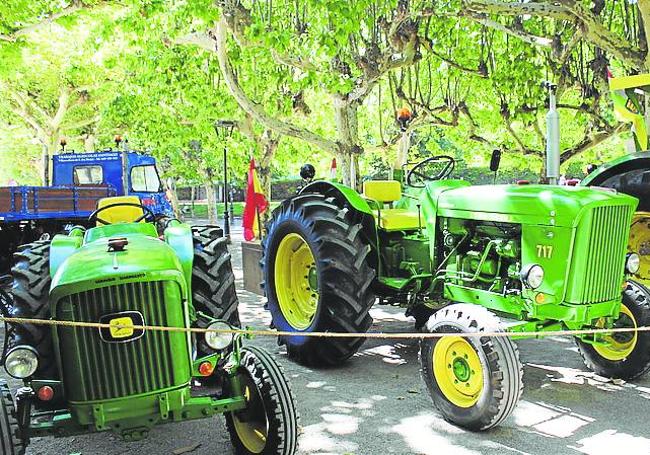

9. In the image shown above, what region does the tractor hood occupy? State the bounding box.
[434,184,638,227]
[50,233,188,299]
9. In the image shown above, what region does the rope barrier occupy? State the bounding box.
[1,315,649,340]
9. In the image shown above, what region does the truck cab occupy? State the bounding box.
[52,150,172,216]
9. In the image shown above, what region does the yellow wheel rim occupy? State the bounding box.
[233,377,268,454]
[594,304,638,361]
[433,336,484,408]
[274,233,319,330]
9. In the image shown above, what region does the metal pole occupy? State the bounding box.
[223,145,230,241]
[544,82,560,185]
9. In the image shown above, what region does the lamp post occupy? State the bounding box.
[214,120,236,241]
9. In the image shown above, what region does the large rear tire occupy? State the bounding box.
[0,380,25,455]
[262,194,376,366]
[225,346,299,455]
[8,240,56,379]
[191,226,240,356]
[576,280,650,379]
[420,304,523,431]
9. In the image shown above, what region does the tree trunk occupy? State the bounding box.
[333,95,362,188]
[190,186,196,218]
[258,130,279,202]
[165,177,181,219]
[205,183,218,224]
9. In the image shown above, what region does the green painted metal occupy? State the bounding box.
[306,175,638,336]
[20,212,253,444]
[301,180,374,215]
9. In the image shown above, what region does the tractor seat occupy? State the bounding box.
[95,196,144,225]
[362,180,421,231]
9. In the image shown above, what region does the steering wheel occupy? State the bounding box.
[88,202,154,226]
[406,155,456,188]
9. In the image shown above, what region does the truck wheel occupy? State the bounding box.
[192,226,240,356]
[420,304,523,431]
[262,194,376,366]
[8,240,57,379]
[1,381,25,455]
[576,280,650,379]
[225,346,299,455]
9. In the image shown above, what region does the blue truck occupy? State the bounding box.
[0,149,173,271]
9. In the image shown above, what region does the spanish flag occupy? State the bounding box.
[242,158,269,241]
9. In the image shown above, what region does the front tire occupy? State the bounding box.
[191,226,240,357]
[8,240,56,379]
[262,194,376,366]
[0,380,25,455]
[225,346,299,455]
[420,304,523,431]
[576,280,650,379]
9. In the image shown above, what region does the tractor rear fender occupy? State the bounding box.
[49,228,85,278]
[299,181,380,270]
[581,152,650,211]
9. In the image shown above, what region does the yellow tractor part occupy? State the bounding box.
[628,212,650,286]
[432,336,484,408]
[274,233,319,330]
[593,304,638,361]
[232,375,269,453]
[362,180,421,231]
[95,196,144,225]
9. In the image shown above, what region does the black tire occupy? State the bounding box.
[576,280,650,379]
[191,226,240,356]
[1,380,25,455]
[8,240,56,379]
[262,194,376,366]
[225,346,299,455]
[420,304,523,431]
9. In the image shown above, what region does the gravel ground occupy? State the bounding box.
[2,222,650,455]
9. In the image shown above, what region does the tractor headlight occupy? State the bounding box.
[205,321,234,350]
[4,346,39,379]
[521,264,544,289]
[626,253,641,274]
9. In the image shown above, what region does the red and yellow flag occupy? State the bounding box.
[242,158,269,241]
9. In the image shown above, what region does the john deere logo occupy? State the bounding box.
[99,311,145,343]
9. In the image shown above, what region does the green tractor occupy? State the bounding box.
[0,196,298,455]
[262,157,650,430]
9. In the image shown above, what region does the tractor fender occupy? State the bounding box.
[164,223,194,288]
[299,180,380,269]
[49,228,84,278]
[581,152,650,211]
[300,181,375,216]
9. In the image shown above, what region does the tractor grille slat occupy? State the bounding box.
[579,205,631,304]
[57,281,176,402]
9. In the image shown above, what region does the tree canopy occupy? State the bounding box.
[0,0,646,189]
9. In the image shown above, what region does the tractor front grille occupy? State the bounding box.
[575,205,632,304]
[56,281,187,402]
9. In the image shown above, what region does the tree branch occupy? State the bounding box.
[62,116,100,131]
[560,123,627,162]
[173,31,215,52]
[212,18,339,154]
[464,0,645,69]
[0,1,94,42]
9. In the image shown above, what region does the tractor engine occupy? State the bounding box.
[441,218,521,294]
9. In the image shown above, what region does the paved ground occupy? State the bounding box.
[2,223,650,455]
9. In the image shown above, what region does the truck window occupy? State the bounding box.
[131,165,161,192]
[74,166,103,185]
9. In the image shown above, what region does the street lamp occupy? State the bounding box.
[214,120,236,241]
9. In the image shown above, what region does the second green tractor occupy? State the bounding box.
[262,155,650,431]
